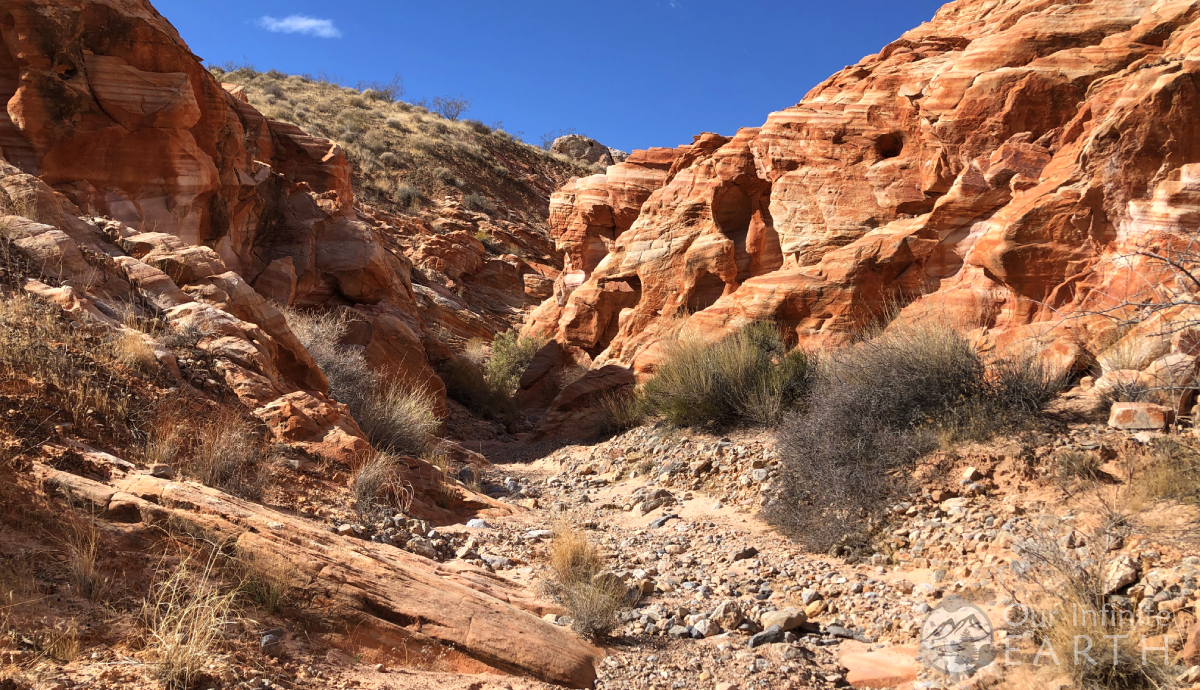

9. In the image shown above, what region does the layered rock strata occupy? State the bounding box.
[527,0,1200,424]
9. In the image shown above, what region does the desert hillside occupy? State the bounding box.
[0,0,1199,690]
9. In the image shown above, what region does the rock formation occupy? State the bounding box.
[551,134,629,167]
[527,0,1200,423]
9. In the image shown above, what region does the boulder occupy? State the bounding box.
[759,608,807,632]
[1108,403,1175,431]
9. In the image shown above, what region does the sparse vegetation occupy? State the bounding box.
[0,293,143,438]
[545,520,628,638]
[352,452,414,519]
[767,320,1066,552]
[142,555,239,690]
[283,308,439,456]
[185,412,267,500]
[356,380,441,457]
[1131,436,1200,505]
[641,322,813,430]
[1054,448,1105,488]
[1007,517,1173,690]
[485,331,546,397]
[212,67,593,220]
[235,550,296,615]
[462,193,496,214]
[62,511,109,603]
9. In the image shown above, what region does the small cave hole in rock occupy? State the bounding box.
[875,132,905,160]
[687,271,727,313]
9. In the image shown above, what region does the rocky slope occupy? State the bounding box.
[526,0,1200,398]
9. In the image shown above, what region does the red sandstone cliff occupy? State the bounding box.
[526,0,1200,414]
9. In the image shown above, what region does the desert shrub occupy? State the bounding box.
[439,356,509,416]
[766,321,1065,552]
[261,82,285,99]
[641,322,813,430]
[394,185,425,208]
[1132,437,1200,505]
[186,412,266,500]
[353,452,414,519]
[358,75,404,102]
[434,167,464,188]
[596,389,645,436]
[378,152,399,168]
[429,95,471,121]
[462,193,496,214]
[1008,518,1172,690]
[284,309,438,456]
[485,331,545,397]
[143,555,238,690]
[1054,448,1105,488]
[545,521,628,638]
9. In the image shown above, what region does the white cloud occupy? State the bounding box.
[257,15,342,39]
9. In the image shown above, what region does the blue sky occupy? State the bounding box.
[155,0,947,152]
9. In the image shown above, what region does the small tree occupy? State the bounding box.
[430,95,471,121]
[358,74,405,102]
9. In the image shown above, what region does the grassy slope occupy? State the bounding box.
[213,67,598,227]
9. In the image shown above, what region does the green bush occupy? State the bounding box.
[485,331,545,397]
[641,322,813,430]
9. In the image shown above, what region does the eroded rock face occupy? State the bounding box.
[528,0,1200,394]
[0,0,451,417]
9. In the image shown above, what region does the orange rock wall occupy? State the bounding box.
[529,0,1200,380]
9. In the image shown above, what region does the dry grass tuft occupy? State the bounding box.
[234,551,296,615]
[352,452,414,520]
[114,331,158,373]
[185,411,267,500]
[1008,517,1173,690]
[284,308,439,456]
[0,293,140,434]
[545,520,628,638]
[142,554,239,690]
[1054,449,1105,489]
[1130,437,1200,506]
[30,620,80,663]
[356,380,440,457]
[61,512,109,603]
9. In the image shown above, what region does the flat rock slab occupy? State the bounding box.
[840,644,921,688]
[39,465,600,688]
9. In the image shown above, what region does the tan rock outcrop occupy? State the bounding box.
[40,465,602,688]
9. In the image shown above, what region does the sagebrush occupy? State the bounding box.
[766,321,1065,552]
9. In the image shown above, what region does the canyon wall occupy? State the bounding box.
[527,0,1200,396]
[0,0,461,453]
